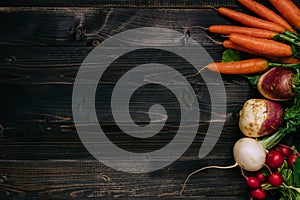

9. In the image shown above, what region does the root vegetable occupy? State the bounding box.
[238,99,284,137]
[269,0,300,31]
[246,177,261,189]
[237,0,296,33]
[266,150,285,168]
[222,41,300,64]
[251,188,267,199]
[233,138,266,171]
[180,138,266,195]
[287,154,298,169]
[206,58,269,75]
[268,172,283,186]
[275,145,292,157]
[256,172,267,183]
[229,34,293,57]
[218,7,286,33]
[208,25,278,39]
[257,67,296,101]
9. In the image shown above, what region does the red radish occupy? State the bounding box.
[275,145,292,157]
[257,67,296,101]
[268,172,283,186]
[266,150,284,168]
[251,188,266,199]
[287,154,298,169]
[241,169,261,189]
[246,177,261,189]
[264,164,283,187]
[239,99,284,137]
[255,172,267,183]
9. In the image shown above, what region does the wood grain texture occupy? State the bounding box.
[0,160,249,199]
[0,0,248,8]
[0,0,299,8]
[0,8,234,47]
[0,3,299,200]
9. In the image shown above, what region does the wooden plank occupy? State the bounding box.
[0,76,254,160]
[0,160,248,199]
[0,135,299,198]
[0,120,243,160]
[0,46,226,84]
[0,4,299,200]
[0,8,233,47]
[0,0,241,8]
[0,0,298,8]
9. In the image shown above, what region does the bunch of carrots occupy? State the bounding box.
[197,0,300,199]
[204,0,300,75]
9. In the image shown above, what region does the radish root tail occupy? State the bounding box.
[179,163,238,196]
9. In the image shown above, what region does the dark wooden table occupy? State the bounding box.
[0,1,299,199]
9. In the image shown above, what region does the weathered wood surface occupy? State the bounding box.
[0,1,299,199]
[0,0,299,8]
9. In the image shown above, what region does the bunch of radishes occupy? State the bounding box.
[241,143,300,199]
[180,0,300,198]
[234,78,300,199]
[180,96,300,198]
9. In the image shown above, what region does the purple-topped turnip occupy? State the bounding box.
[239,99,284,137]
[257,67,296,101]
[244,64,300,102]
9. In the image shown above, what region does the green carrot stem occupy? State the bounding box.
[268,62,300,69]
[275,34,300,47]
[284,31,300,40]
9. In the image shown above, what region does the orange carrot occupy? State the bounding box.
[223,40,259,54]
[223,40,300,64]
[209,25,278,39]
[238,0,296,33]
[273,57,300,64]
[218,7,286,33]
[229,33,293,57]
[269,0,300,31]
[206,58,269,74]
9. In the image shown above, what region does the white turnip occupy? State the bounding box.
[239,99,283,137]
[233,137,266,171]
[180,137,266,195]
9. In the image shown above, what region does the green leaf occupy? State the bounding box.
[242,74,261,88]
[292,45,300,59]
[285,136,294,147]
[293,157,300,187]
[221,49,242,62]
[261,169,270,177]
